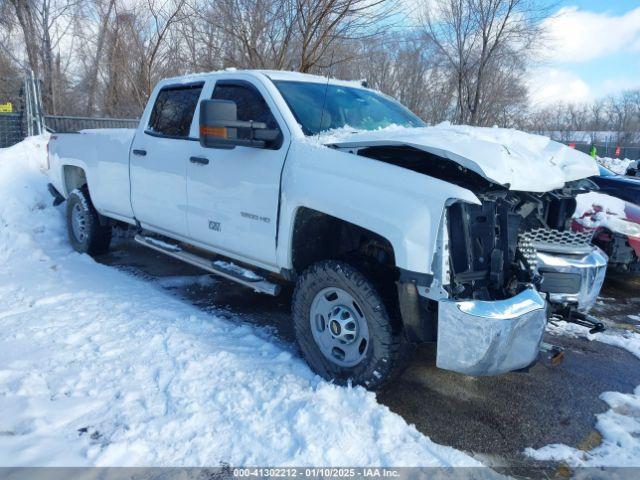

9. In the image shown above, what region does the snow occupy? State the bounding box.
[213,260,262,280]
[598,157,636,175]
[144,236,182,252]
[575,191,628,219]
[525,321,640,466]
[0,136,481,467]
[262,70,367,89]
[160,69,367,90]
[574,192,640,239]
[312,123,598,193]
[526,386,640,467]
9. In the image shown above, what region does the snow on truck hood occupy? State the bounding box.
[321,124,599,193]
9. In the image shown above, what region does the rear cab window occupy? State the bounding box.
[147,83,204,138]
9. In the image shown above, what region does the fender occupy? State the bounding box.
[51,154,92,199]
[49,130,136,222]
[276,141,480,275]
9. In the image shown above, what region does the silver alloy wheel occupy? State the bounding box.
[309,287,370,367]
[71,202,88,243]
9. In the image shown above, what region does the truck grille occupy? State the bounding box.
[519,228,594,255]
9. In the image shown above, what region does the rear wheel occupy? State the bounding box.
[66,186,112,255]
[292,260,408,390]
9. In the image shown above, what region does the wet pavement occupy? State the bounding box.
[97,239,640,477]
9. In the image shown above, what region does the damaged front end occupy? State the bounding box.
[336,134,606,375]
[423,181,608,376]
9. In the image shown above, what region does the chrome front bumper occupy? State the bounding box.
[434,246,607,376]
[436,289,547,376]
[537,247,608,312]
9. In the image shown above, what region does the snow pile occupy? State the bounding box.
[525,322,640,466]
[526,387,640,467]
[310,123,598,193]
[573,192,640,239]
[0,136,480,467]
[546,321,640,364]
[598,157,635,175]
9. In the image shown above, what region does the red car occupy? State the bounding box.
[573,191,640,274]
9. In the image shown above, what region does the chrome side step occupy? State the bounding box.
[134,234,281,296]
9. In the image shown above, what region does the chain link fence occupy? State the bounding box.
[0,76,27,148]
[0,113,24,148]
[0,72,44,147]
[1,72,138,146]
[567,142,640,160]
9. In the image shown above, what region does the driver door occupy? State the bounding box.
[186,79,289,268]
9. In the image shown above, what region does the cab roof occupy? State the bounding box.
[159,69,368,89]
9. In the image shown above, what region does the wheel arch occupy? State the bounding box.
[289,207,397,276]
[62,165,88,197]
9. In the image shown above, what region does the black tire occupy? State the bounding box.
[292,260,409,390]
[66,186,112,255]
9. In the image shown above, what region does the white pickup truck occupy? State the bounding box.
[47,69,608,389]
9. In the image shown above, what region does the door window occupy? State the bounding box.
[211,82,279,140]
[148,83,204,138]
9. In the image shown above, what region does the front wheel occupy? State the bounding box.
[66,186,112,255]
[292,260,408,390]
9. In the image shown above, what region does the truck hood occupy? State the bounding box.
[322,124,599,193]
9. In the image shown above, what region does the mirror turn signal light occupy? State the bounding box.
[200,126,227,138]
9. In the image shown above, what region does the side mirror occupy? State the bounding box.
[199,99,280,149]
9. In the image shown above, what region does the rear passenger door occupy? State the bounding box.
[130,82,204,237]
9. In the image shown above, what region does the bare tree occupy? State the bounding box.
[604,90,640,145]
[7,0,83,113]
[422,0,548,125]
[5,0,636,140]
[525,89,640,148]
[187,0,396,73]
[78,0,116,115]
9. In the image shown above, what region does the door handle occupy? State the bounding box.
[133,149,147,156]
[190,156,209,165]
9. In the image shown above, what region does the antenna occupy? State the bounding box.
[317,49,335,142]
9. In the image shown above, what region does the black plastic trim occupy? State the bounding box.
[144,130,199,141]
[47,183,65,206]
[398,268,434,286]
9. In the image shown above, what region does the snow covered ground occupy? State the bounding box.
[525,322,640,466]
[0,136,480,467]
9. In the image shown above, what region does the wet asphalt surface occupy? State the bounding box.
[97,239,640,477]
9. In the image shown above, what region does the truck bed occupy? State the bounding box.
[48,129,136,222]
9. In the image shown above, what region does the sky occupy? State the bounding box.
[528,0,640,106]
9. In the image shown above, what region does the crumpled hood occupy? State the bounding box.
[322,124,599,193]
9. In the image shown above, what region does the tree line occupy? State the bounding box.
[0,0,638,143]
[529,91,640,145]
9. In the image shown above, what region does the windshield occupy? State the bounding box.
[273,80,426,136]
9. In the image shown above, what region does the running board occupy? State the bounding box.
[134,234,281,296]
